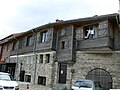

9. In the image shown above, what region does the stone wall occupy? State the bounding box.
[10,51,57,90]
[67,51,120,89]
[9,50,120,89]
[18,82,52,90]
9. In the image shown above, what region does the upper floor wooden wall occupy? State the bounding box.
[0,13,120,63]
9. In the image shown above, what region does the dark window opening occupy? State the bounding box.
[40,31,48,43]
[12,42,17,51]
[26,36,32,46]
[38,76,46,85]
[40,55,43,63]
[25,75,31,82]
[61,41,65,49]
[46,54,50,63]
[19,70,25,82]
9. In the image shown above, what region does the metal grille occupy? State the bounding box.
[4,87,14,90]
[86,68,112,90]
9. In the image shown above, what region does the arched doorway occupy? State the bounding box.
[86,68,112,90]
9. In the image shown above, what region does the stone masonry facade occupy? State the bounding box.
[8,51,57,90]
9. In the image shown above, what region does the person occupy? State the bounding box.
[87,26,94,39]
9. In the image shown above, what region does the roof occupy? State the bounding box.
[0,32,26,44]
[0,13,118,44]
[34,13,117,30]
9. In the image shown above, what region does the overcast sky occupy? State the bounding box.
[0,0,119,39]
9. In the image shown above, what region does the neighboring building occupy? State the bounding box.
[0,13,120,90]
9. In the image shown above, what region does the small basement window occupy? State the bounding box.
[38,76,46,85]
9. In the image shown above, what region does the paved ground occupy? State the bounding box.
[18,82,52,90]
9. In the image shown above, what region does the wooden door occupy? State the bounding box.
[59,63,67,84]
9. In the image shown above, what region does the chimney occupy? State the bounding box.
[56,19,63,22]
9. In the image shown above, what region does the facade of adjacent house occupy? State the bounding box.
[0,13,120,90]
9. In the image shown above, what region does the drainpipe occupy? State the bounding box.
[116,0,120,31]
[13,35,19,80]
[31,29,37,84]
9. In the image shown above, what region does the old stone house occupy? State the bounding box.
[0,13,120,90]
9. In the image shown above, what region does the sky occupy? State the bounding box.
[0,0,119,39]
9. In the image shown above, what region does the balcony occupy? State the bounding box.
[77,36,113,51]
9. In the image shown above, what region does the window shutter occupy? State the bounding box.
[76,27,83,40]
[98,21,108,37]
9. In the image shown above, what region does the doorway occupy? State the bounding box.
[58,63,67,84]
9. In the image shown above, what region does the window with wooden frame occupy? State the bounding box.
[12,42,17,51]
[46,54,50,63]
[38,76,46,85]
[83,26,94,39]
[25,75,31,83]
[26,35,33,46]
[40,31,48,43]
[39,54,43,63]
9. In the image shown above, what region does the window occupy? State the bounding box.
[46,54,50,63]
[40,55,43,63]
[84,26,94,39]
[25,75,31,82]
[12,42,17,51]
[40,31,48,43]
[26,36,33,46]
[61,41,65,49]
[38,76,46,85]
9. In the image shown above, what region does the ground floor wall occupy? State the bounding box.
[66,51,120,89]
[6,51,120,90]
[8,51,57,90]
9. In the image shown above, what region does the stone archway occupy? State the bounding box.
[86,68,112,90]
